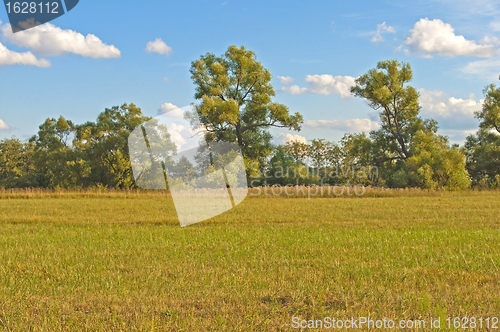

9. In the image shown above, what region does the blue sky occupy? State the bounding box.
[1,0,499,146]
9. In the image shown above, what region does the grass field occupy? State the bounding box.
[0,189,499,331]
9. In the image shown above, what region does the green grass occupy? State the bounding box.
[0,190,499,331]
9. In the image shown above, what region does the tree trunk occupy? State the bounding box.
[236,121,243,147]
[397,136,410,159]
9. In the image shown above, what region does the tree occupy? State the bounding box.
[74,103,151,189]
[340,133,374,166]
[30,116,78,188]
[189,45,303,165]
[349,60,470,189]
[0,138,37,188]
[350,60,420,160]
[463,83,500,187]
[406,131,471,190]
[464,130,500,187]
[1,103,176,190]
[283,140,309,164]
[169,156,196,181]
[476,84,500,134]
[308,139,333,168]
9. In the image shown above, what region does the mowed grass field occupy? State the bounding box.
[0,190,499,331]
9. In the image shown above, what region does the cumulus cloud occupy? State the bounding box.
[0,119,11,130]
[281,75,356,98]
[145,38,173,56]
[419,88,482,129]
[0,42,50,67]
[277,76,294,85]
[405,18,496,58]
[158,103,184,117]
[371,22,396,43]
[276,133,307,144]
[281,85,308,95]
[164,122,201,151]
[1,23,121,58]
[304,119,380,133]
[419,89,482,118]
[167,123,190,149]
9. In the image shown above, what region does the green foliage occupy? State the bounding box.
[340,133,373,166]
[2,103,155,190]
[464,83,500,187]
[260,138,378,187]
[30,116,79,188]
[73,103,151,189]
[349,60,470,189]
[169,156,196,182]
[282,140,309,164]
[0,138,37,188]
[406,131,471,190]
[464,130,500,187]
[308,139,336,168]
[476,84,500,134]
[189,45,303,167]
[259,145,312,186]
[351,60,420,159]
[0,58,488,192]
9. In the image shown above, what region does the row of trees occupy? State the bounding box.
[260,60,475,189]
[1,46,499,190]
[0,104,150,189]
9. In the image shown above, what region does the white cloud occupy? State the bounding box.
[480,36,500,45]
[165,122,198,150]
[405,18,496,57]
[276,133,307,144]
[419,88,483,129]
[438,128,480,145]
[0,119,10,130]
[145,38,173,56]
[167,123,189,149]
[281,85,308,95]
[371,22,396,43]
[304,119,380,133]
[0,42,50,67]
[439,129,477,139]
[277,76,294,85]
[1,23,121,58]
[158,103,184,117]
[282,75,356,98]
[462,58,500,80]
[419,89,482,118]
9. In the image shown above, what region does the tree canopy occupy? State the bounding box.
[464,83,500,188]
[476,84,500,134]
[350,60,420,159]
[189,45,303,166]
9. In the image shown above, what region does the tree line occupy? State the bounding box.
[1,46,499,190]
